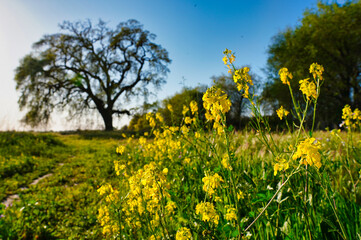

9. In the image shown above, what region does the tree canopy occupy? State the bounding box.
[263,1,361,128]
[15,19,171,131]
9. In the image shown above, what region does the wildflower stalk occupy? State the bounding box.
[311,76,321,134]
[243,165,301,233]
[220,112,242,237]
[319,175,348,240]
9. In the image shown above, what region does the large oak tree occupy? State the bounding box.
[15,19,171,131]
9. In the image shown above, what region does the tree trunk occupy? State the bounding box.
[100,109,114,131]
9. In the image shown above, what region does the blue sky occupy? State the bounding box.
[1,0,337,131]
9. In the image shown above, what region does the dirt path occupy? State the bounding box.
[2,171,57,208]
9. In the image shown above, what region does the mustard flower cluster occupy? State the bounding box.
[116,145,125,154]
[97,184,120,235]
[195,202,219,225]
[125,162,172,227]
[309,63,324,81]
[299,78,317,100]
[293,138,322,169]
[202,172,224,196]
[233,67,254,99]
[176,227,192,240]
[146,112,157,128]
[222,48,235,74]
[98,205,120,236]
[221,154,232,170]
[224,205,237,221]
[203,86,231,134]
[278,68,293,85]
[223,49,254,98]
[342,104,361,129]
[190,100,198,114]
[114,160,126,176]
[274,158,289,176]
[276,106,289,120]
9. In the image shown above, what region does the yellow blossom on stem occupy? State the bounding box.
[237,190,245,200]
[299,78,317,100]
[342,104,361,129]
[309,63,324,81]
[165,200,176,215]
[116,145,125,154]
[223,48,235,73]
[114,161,126,176]
[276,106,289,120]
[146,112,156,128]
[202,173,223,195]
[176,227,192,240]
[225,205,237,221]
[293,138,322,168]
[233,67,253,98]
[221,154,232,170]
[278,68,293,85]
[182,105,189,116]
[190,100,198,114]
[195,202,219,225]
[184,116,192,125]
[203,86,231,134]
[156,112,164,123]
[273,158,289,176]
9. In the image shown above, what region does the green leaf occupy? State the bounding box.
[231,230,240,237]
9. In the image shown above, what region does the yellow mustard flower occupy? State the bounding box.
[116,145,125,154]
[182,105,189,115]
[184,116,193,125]
[195,202,219,225]
[114,161,126,176]
[293,138,321,168]
[167,104,173,112]
[176,227,192,240]
[237,190,245,200]
[156,112,164,123]
[202,173,223,195]
[190,100,198,114]
[203,86,231,134]
[278,67,293,85]
[276,106,289,120]
[233,67,253,98]
[146,112,156,128]
[221,154,232,170]
[225,205,237,221]
[299,78,317,100]
[165,201,176,215]
[309,63,324,81]
[342,105,361,129]
[273,158,289,176]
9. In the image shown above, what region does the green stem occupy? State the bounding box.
[243,166,301,233]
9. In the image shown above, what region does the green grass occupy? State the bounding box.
[0,130,360,239]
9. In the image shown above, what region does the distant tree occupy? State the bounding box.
[158,86,206,127]
[263,1,361,128]
[15,19,171,131]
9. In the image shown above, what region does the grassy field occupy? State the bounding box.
[0,132,120,239]
[0,129,360,239]
[1,60,361,239]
